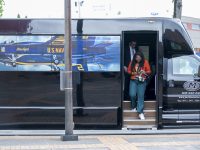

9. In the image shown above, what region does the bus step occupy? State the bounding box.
[123,118,156,126]
[123,101,156,110]
[123,125,157,130]
[123,110,156,118]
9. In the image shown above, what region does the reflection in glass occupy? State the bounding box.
[172,55,200,75]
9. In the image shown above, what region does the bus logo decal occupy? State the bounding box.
[183,81,200,91]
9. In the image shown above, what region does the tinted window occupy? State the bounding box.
[172,55,200,75]
[163,21,194,58]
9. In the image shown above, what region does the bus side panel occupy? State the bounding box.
[0,71,121,129]
[162,20,200,128]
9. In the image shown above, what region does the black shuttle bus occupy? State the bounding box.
[0,18,199,130]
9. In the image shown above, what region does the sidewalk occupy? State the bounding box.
[0,134,200,150]
[0,128,200,136]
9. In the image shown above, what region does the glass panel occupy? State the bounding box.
[15,36,52,71]
[0,36,18,71]
[0,35,53,71]
[49,36,64,71]
[163,21,194,58]
[72,36,120,72]
[172,55,200,75]
[0,35,120,72]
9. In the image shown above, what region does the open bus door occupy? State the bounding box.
[122,30,161,129]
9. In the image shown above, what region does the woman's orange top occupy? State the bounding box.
[127,59,151,80]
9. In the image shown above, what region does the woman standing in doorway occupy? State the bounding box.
[128,51,151,120]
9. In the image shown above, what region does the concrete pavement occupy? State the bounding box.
[0,129,199,149]
[0,134,199,150]
[0,128,200,136]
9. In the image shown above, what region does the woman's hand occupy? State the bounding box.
[139,70,148,76]
[140,70,145,74]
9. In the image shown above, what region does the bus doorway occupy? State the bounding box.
[122,31,158,129]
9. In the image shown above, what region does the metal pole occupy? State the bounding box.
[173,0,182,19]
[78,0,81,18]
[61,0,78,141]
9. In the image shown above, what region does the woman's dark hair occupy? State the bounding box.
[131,51,145,71]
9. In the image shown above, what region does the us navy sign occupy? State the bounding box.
[183,81,200,91]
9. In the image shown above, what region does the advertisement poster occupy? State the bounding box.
[0,35,120,72]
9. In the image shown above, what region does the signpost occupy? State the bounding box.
[61,0,78,141]
[173,0,182,19]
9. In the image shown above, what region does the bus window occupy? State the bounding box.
[172,55,200,75]
[163,21,194,58]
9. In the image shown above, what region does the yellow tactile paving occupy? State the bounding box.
[97,136,138,150]
[122,134,200,138]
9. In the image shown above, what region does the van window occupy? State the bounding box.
[172,55,200,75]
[163,21,194,58]
[171,41,181,50]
